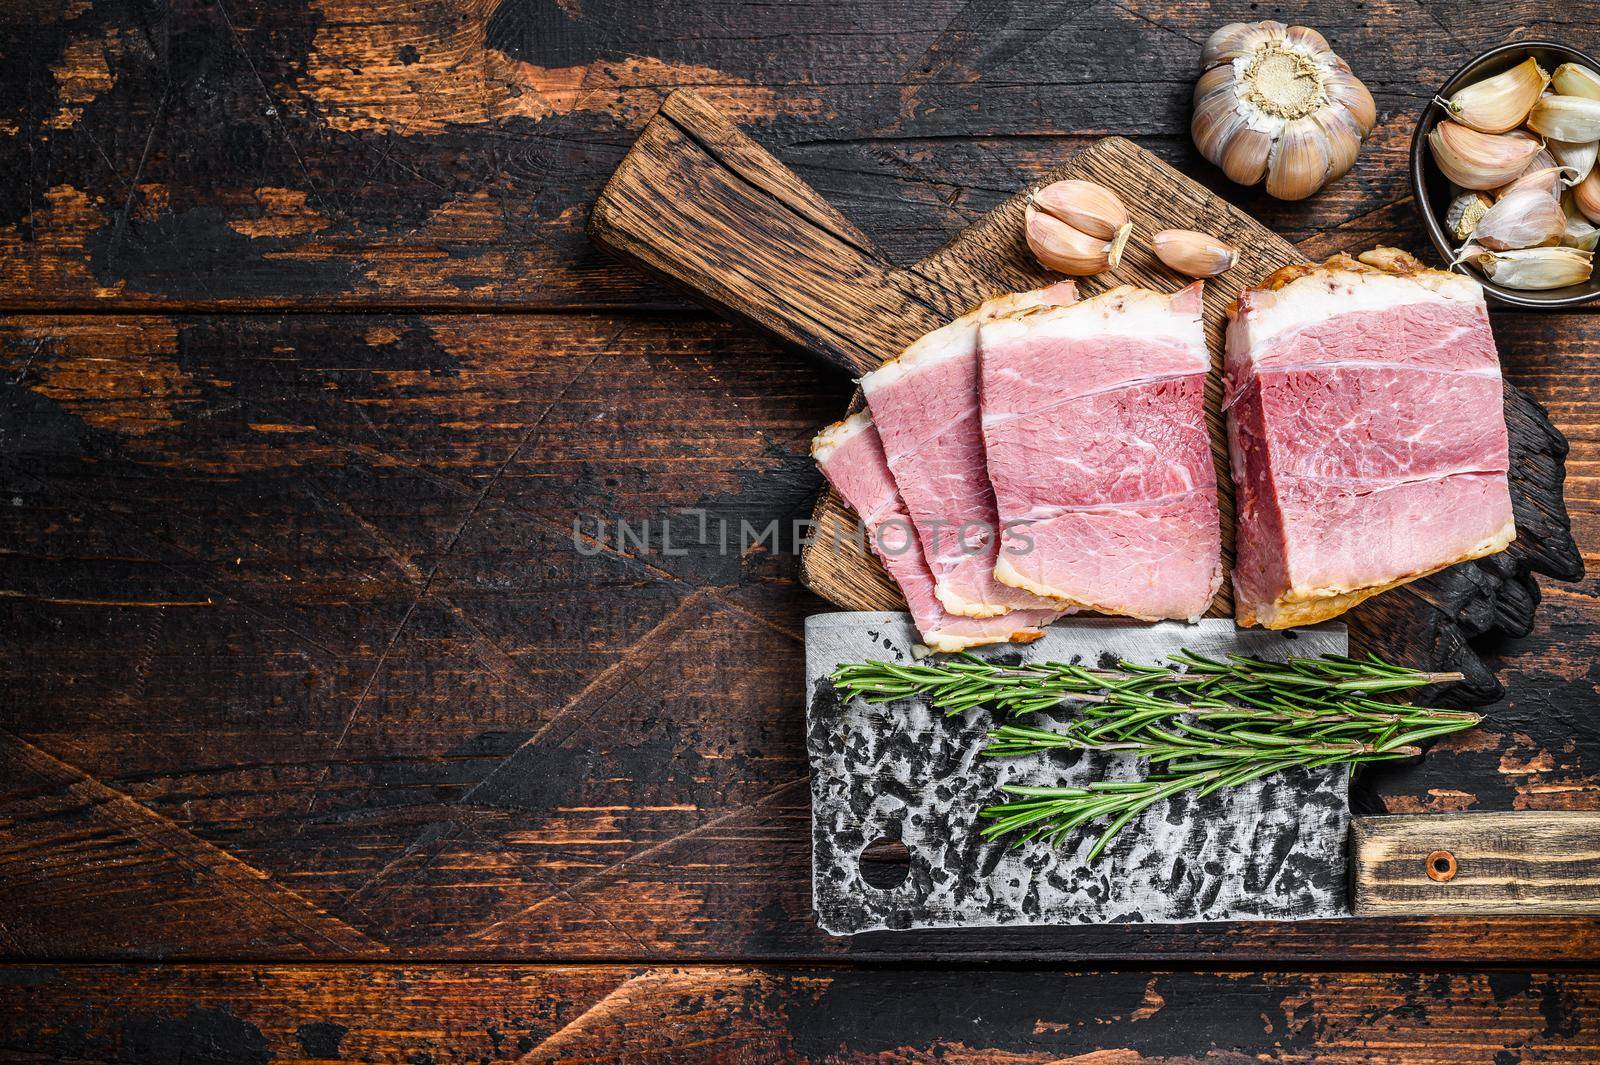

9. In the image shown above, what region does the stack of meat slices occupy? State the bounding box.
[857,282,1078,619]
[1225,249,1515,628]
[813,413,1060,653]
[814,281,1220,650]
[812,247,1516,650]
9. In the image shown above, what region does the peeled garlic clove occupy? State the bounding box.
[1445,190,1493,242]
[1472,185,1566,250]
[1266,116,1332,201]
[1575,168,1600,223]
[1437,57,1548,133]
[1562,192,1600,251]
[1548,139,1599,185]
[1428,121,1543,189]
[1475,246,1595,290]
[1152,229,1238,277]
[1025,203,1128,276]
[1032,180,1130,241]
[1527,95,1600,142]
[1553,62,1600,101]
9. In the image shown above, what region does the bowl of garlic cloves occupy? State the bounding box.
[1413,40,1600,308]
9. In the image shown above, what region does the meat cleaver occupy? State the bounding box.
[806,613,1600,934]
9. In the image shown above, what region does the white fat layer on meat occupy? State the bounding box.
[977,284,1207,365]
[1231,268,1484,367]
[859,285,1076,393]
[859,321,974,393]
[809,410,872,463]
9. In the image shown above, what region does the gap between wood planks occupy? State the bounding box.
[9,953,1600,972]
[4,958,1600,973]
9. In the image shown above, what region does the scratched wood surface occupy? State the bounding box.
[2,965,1599,1063]
[3,0,1600,1061]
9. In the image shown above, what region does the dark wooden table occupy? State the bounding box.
[2,2,1598,1061]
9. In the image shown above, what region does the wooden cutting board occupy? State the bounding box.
[590,91,1582,704]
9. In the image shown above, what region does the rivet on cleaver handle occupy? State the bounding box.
[1350,811,1600,916]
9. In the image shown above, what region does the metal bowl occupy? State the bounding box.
[1411,40,1600,308]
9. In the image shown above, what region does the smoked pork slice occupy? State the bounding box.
[1225,249,1515,628]
[812,413,1060,652]
[978,283,1221,622]
[860,282,1077,618]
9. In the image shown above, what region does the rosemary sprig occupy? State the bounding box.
[830,650,1481,860]
[830,651,1464,717]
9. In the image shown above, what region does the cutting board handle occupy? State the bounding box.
[1350,812,1600,916]
[588,91,977,375]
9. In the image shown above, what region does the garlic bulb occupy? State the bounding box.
[1437,57,1548,133]
[1445,191,1493,242]
[1527,95,1600,142]
[1428,121,1543,189]
[1152,229,1238,277]
[1471,185,1566,250]
[1575,168,1600,224]
[1025,180,1132,276]
[1467,245,1595,290]
[1192,20,1375,200]
[1553,62,1600,101]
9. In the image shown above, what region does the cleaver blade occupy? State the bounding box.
[805,613,1351,934]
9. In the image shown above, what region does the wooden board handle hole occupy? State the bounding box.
[1425,849,1458,882]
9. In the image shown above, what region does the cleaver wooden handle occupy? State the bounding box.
[588,91,980,376]
[1350,812,1600,916]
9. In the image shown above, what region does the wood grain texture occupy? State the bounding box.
[3,1,1599,1056]
[6,0,1600,310]
[2,964,1599,1063]
[594,93,1582,704]
[2,312,1598,963]
[1352,812,1600,917]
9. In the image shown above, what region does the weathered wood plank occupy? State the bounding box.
[1,964,1598,1063]
[1351,812,1600,916]
[4,0,1598,309]
[1,312,1597,961]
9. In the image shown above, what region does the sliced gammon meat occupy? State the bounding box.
[812,413,1061,652]
[978,283,1221,622]
[1224,248,1515,629]
[859,282,1078,619]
